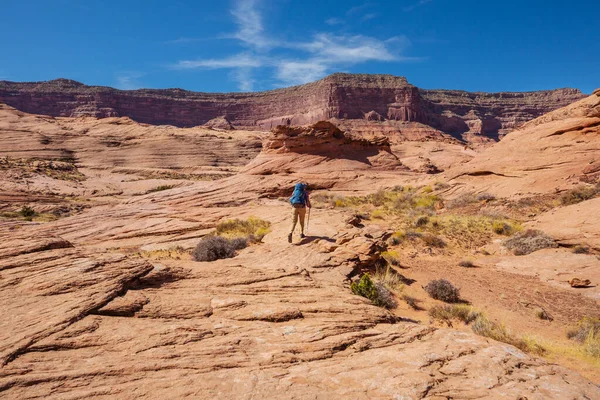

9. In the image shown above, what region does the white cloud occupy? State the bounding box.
[231,68,256,91]
[116,72,143,90]
[299,33,398,64]
[275,61,328,86]
[171,0,418,91]
[173,54,263,70]
[325,17,343,25]
[230,0,272,50]
[403,0,433,12]
[163,37,205,45]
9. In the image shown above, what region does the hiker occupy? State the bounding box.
[288,182,311,243]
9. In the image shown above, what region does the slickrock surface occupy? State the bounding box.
[1,203,599,398]
[1,97,600,398]
[0,73,585,141]
[445,90,600,196]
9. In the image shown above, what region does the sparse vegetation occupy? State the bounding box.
[429,304,482,324]
[476,193,496,202]
[402,294,422,310]
[20,206,37,218]
[381,250,401,266]
[492,220,514,235]
[568,318,600,358]
[422,233,446,248]
[504,229,557,255]
[192,236,247,262]
[351,273,397,309]
[373,264,404,292]
[471,315,545,355]
[458,259,475,268]
[572,245,590,254]
[560,185,600,206]
[415,215,429,227]
[146,184,176,193]
[216,216,271,241]
[447,193,477,209]
[424,279,460,303]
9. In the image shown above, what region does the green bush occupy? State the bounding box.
[20,206,36,218]
[351,274,396,309]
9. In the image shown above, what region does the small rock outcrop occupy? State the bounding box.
[203,116,235,130]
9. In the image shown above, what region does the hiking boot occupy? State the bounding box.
[287,233,292,243]
[300,233,305,239]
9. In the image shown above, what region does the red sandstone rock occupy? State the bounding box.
[0,73,585,142]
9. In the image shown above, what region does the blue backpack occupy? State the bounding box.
[290,183,307,205]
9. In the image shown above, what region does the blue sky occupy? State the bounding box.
[1,0,598,93]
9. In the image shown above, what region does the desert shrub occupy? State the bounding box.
[192,236,246,261]
[492,221,514,235]
[422,185,433,193]
[568,317,600,343]
[415,215,429,227]
[371,209,385,219]
[572,245,590,254]
[351,274,397,309]
[504,229,557,255]
[402,294,422,310]
[216,216,271,241]
[429,304,481,324]
[381,250,401,266]
[535,308,553,321]
[568,317,600,358]
[20,206,36,218]
[147,185,175,193]
[433,181,450,190]
[405,230,423,240]
[447,193,477,209]
[458,259,475,268]
[373,281,397,309]
[422,233,446,248]
[472,316,545,355]
[560,185,599,206]
[389,231,404,245]
[476,193,496,202]
[424,279,460,303]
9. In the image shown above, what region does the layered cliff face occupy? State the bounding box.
[0,74,585,141]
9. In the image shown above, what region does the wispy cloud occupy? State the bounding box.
[361,12,379,21]
[171,0,417,90]
[116,72,144,90]
[229,0,273,50]
[173,53,263,70]
[325,17,344,26]
[163,37,206,45]
[403,0,433,12]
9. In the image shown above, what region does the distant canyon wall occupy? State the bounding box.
[0,73,585,140]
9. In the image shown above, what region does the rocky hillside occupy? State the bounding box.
[0,74,585,141]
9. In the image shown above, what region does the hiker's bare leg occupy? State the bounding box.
[298,207,306,234]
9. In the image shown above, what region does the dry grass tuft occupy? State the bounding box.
[472,316,545,355]
[429,304,482,324]
[216,216,271,241]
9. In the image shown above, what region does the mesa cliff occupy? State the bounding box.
[0,73,585,141]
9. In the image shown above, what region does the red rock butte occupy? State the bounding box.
[0,73,585,140]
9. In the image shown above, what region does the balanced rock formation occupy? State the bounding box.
[242,121,404,177]
[0,74,585,141]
